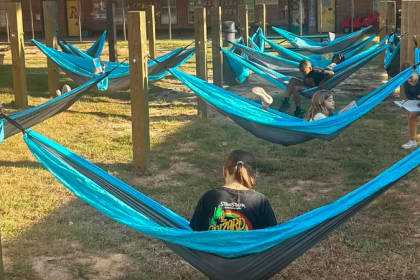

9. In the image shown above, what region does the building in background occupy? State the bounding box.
[0,0,402,39]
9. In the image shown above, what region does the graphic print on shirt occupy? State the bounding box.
[304,77,316,87]
[208,205,253,231]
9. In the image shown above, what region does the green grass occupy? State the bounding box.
[0,36,419,279]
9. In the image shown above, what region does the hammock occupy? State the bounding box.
[262,33,376,69]
[15,127,420,280]
[225,41,390,99]
[0,74,109,143]
[58,31,107,59]
[171,65,412,145]
[416,48,420,73]
[223,37,250,86]
[32,39,196,93]
[272,26,373,54]
[384,34,401,77]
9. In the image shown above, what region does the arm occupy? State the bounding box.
[318,70,334,89]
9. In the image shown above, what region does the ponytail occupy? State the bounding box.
[225,151,257,189]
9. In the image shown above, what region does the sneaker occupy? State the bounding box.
[294,108,306,119]
[252,87,273,105]
[62,84,71,94]
[401,140,418,149]
[55,89,62,97]
[278,99,290,112]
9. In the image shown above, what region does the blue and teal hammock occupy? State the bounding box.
[10,125,419,280]
[416,48,420,72]
[0,74,110,143]
[223,37,250,85]
[224,40,390,99]
[58,31,107,59]
[171,65,413,146]
[272,26,373,54]
[32,39,196,93]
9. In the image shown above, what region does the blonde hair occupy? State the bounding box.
[306,90,333,121]
[225,150,256,189]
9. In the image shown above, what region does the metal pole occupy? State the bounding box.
[122,0,127,41]
[6,11,9,43]
[168,0,172,39]
[29,0,35,39]
[319,0,322,33]
[77,0,82,41]
[299,0,303,35]
[351,0,354,33]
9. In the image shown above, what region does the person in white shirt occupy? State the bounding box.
[306,90,335,122]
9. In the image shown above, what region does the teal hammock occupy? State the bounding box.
[223,37,250,85]
[58,30,107,59]
[224,40,390,99]
[32,39,195,93]
[0,74,110,143]
[170,65,412,145]
[272,26,373,53]
[384,33,401,77]
[10,126,419,280]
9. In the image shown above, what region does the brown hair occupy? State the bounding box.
[332,54,345,63]
[306,90,333,121]
[401,61,414,71]
[225,150,257,189]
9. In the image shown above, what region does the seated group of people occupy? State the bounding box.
[189,60,420,232]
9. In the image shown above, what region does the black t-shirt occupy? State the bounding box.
[304,68,328,88]
[189,187,277,231]
[404,77,420,100]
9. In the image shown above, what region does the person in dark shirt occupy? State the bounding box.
[190,150,277,231]
[278,59,334,119]
[400,61,420,149]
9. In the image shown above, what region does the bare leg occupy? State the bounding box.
[292,85,307,108]
[408,112,419,140]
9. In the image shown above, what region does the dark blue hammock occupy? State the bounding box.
[14,127,420,280]
[58,31,107,59]
[171,65,412,145]
[272,26,373,53]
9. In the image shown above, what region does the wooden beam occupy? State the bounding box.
[387,1,396,32]
[299,0,303,35]
[0,225,4,280]
[319,0,322,33]
[8,2,27,108]
[128,11,150,172]
[195,7,208,118]
[168,0,172,40]
[351,0,354,33]
[107,2,118,62]
[211,6,223,87]
[43,1,60,96]
[146,5,156,59]
[239,5,248,46]
[400,0,420,97]
[77,0,82,41]
[255,4,266,36]
[379,1,396,69]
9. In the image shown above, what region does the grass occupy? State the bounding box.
[0,35,419,279]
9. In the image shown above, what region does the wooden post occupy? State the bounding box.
[8,2,27,108]
[29,0,35,39]
[400,0,420,96]
[379,1,396,69]
[6,11,9,43]
[122,0,127,41]
[107,2,118,62]
[147,5,156,59]
[387,1,396,33]
[319,0,322,33]
[195,7,208,118]
[255,4,266,36]
[299,0,303,35]
[211,7,223,87]
[351,0,354,33]
[239,5,249,46]
[43,1,60,96]
[128,11,150,172]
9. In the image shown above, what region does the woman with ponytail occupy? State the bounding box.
[190,150,277,231]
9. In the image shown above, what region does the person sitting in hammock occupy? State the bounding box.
[278,59,334,119]
[190,150,277,231]
[306,90,335,122]
[400,61,420,149]
[325,54,346,71]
